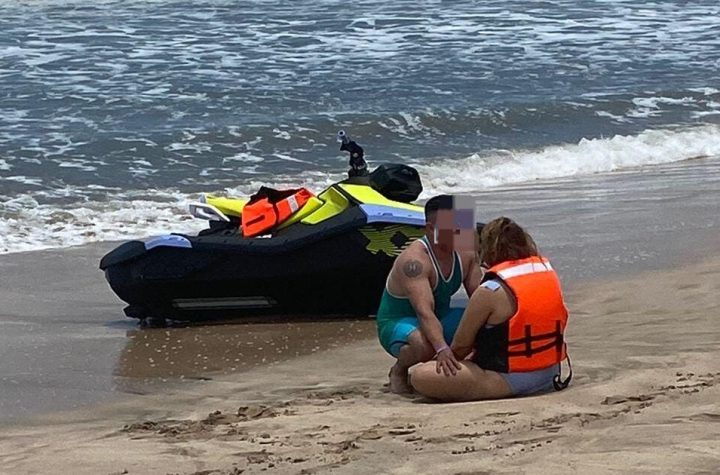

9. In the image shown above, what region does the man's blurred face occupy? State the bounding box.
[432,207,476,253]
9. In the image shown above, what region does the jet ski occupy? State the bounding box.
[100,132,427,326]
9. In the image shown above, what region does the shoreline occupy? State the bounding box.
[2,150,720,423]
[1,254,719,474]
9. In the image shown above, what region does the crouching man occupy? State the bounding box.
[376,195,483,393]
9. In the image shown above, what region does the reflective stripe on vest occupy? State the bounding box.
[496,259,553,280]
[474,256,569,373]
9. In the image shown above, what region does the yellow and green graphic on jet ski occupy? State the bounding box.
[359,225,425,256]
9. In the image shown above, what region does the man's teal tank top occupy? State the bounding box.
[376,236,463,321]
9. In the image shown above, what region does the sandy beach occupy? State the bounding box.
[1,248,719,474]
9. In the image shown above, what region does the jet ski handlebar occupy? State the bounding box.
[337,129,368,178]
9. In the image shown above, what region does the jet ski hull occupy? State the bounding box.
[101,208,424,322]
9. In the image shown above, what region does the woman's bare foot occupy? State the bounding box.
[388,364,412,394]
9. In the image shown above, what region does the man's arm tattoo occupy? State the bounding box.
[403,259,423,278]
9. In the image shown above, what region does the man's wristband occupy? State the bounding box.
[434,344,450,356]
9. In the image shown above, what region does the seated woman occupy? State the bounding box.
[409,217,571,401]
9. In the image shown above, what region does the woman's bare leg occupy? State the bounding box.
[409,360,512,401]
[389,330,435,394]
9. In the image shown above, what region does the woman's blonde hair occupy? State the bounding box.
[478,217,538,267]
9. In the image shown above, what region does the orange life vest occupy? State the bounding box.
[241,187,314,237]
[473,256,569,373]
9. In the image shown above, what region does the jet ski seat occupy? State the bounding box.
[204,195,248,217]
[200,180,423,233]
[300,186,350,225]
[277,195,324,229]
[337,183,423,212]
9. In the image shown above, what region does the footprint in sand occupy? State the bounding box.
[454,431,499,439]
[119,404,295,440]
[164,446,205,458]
[234,404,293,420]
[299,457,352,475]
[358,428,384,440]
[319,439,360,454]
[677,282,701,290]
[451,445,478,455]
[672,413,720,422]
[388,424,416,436]
[601,394,656,405]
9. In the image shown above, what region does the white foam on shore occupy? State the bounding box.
[417,124,720,195]
[0,192,208,255]
[1,125,719,255]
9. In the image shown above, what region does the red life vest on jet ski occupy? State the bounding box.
[473,256,569,373]
[241,186,314,237]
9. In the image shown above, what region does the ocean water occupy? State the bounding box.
[1,0,719,253]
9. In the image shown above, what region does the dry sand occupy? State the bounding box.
[1,255,719,474]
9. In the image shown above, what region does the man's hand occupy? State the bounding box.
[435,347,462,376]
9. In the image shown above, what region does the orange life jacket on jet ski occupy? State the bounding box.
[473,256,569,374]
[241,187,314,237]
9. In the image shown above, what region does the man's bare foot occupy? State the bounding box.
[388,364,412,394]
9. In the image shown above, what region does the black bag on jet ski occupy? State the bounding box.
[366,164,423,203]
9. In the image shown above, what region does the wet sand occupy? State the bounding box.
[0,242,377,421]
[0,157,719,473]
[115,320,376,389]
[1,252,718,474]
